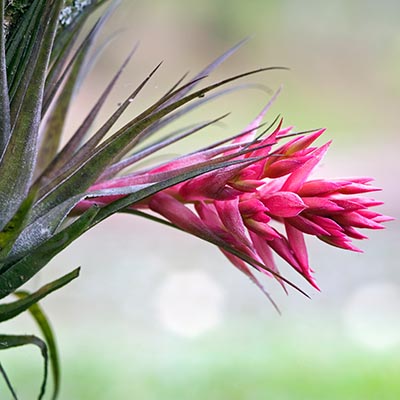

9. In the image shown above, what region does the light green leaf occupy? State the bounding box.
[14,287,69,400]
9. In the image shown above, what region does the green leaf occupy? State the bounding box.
[14,288,68,400]
[0,207,98,299]
[0,0,10,156]
[0,0,64,231]
[0,268,79,322]
[6,1,45,98]
[0,334,48,400]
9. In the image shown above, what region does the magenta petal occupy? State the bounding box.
[262,191,306,217]
[215,198,253,249]
[285,215,331,236]
[281,142,331,192]
[245,217,281,241]
[333,211,385,230]
[279,129,326,156]
[302,197,344,213]
[285,222,309,272]
[238,198,266,217]
[298,179,352,197]
[149,193,213,239]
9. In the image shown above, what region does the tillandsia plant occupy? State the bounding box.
[0,0,392,398]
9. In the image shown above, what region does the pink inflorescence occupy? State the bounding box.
[77,105,392,295]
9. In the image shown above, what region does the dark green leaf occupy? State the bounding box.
[0,268,79,322]
[37,45,140,188]
[5,0,44,97]
[0,334,48,400]
[0,0,64,231]
[0,207,98,299]
[36,12,116,177]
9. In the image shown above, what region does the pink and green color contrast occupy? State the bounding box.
[75,103,392,298]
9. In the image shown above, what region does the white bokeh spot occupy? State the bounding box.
[155,270,224,338]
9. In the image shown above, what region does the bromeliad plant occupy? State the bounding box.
[0,0,391,398]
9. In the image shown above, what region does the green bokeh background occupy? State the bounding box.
[1,1,399,399]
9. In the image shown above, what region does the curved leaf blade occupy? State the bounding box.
[0,334,48,400]
[14,288,68,400]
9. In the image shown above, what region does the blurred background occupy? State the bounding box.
[1,0,400,398]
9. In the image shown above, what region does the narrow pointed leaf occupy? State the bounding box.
[0,0,10,156]
[160,38,249,109]
[0,334,48,400]
[43,1,118,115]
[6,0,44,96]
[8,2,47,107]
[0,362,18,400]
[0,269,79,322]
[37,45,139,188]
[36,14,116,176]
[100,115,228,180]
